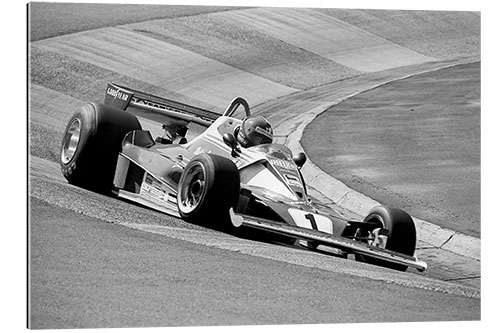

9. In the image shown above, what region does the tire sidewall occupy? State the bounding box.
[60,103,141,192]
[177,155,216,217]
[177,153,240,225]
[356,205,417,271]
[363,206,416,256]
[60,103,97,185]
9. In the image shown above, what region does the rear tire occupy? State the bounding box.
[60,103,142,193]
[177,154,240,230]
[355,205,417,271]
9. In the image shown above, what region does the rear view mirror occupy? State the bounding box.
[293,152,307,169]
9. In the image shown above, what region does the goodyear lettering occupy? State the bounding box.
[107,87,130,102]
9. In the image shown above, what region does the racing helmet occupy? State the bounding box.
[236,116,273,148]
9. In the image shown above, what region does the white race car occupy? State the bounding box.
[60,83,427,272]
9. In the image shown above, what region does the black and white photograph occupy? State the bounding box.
[22,0,489,330]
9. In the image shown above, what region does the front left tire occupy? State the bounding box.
[177,153,240,230]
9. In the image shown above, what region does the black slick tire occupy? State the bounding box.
[355,205,417,271]
[60,103,142,193]
[177,153,240,230]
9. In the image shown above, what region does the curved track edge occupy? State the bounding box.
[279,58,480,261]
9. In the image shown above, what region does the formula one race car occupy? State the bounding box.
[60,83,427,272]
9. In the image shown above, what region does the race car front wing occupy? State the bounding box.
[229,208,427,272]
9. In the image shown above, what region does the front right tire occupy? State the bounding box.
[355,205,417,271]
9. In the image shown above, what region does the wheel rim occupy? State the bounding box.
[364,216,387,249]
[178,163,206,214]
[366,228,388,249]
[61,118,81,164]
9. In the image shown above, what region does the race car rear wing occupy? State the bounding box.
[104,83,219,127]
[229,208,427,272]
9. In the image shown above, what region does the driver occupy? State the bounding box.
[235,115,273,148]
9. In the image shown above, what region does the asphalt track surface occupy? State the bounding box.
[30,200,480,328]
[303,62,480,237]
[27,3,481,329]
[29,157,480,328]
